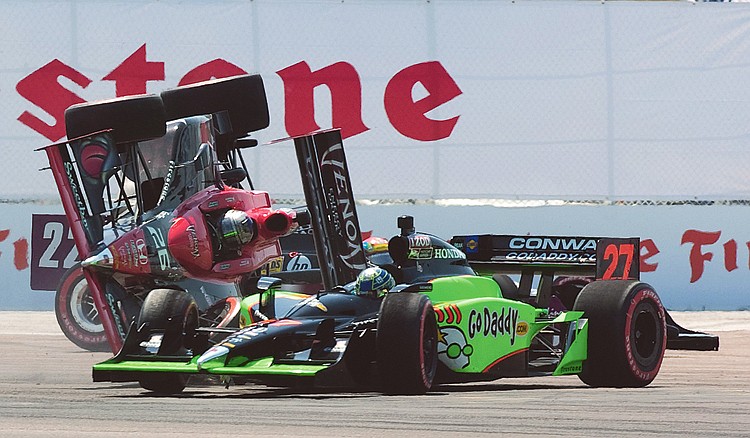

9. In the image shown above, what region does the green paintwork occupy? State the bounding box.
[205,358,326,377]
[424,275,502,303]
[424,275,588,375]
[95,359,199,374]
[94,355,327,377]
[93,274,590,383]
[239,290,311,327]
[554,319,588,376]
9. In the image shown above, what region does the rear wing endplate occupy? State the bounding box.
[293,130,367,290]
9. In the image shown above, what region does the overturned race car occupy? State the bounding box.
[39,75,312,354]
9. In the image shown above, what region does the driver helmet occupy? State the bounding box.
[362,236,389,256]
[219,209,255,250]
[355,266,395,297]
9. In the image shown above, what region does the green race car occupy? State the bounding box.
[93,128,717,395]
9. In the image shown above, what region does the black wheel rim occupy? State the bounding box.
[630,301,661,369]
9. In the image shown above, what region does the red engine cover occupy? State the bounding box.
[167,186,296,280]
[168,213,214,274]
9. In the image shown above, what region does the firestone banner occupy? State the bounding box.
[3,0,750,201]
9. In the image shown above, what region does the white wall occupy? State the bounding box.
[14,203,750,310]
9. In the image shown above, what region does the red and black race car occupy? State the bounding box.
[40,75,312,353]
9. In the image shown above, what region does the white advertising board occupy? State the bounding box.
[2,1,750,201]
[10,203,750,310]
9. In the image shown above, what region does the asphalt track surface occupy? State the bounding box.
[1,311,749,437]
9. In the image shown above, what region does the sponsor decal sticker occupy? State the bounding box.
[466,236,479,253]
[286,253,312,271]
[186,224,200,258]
[437,326,473,370]
[468,306,520,345]
[516,321,529,337]
[434,304,463,324]
[560,364,582,374]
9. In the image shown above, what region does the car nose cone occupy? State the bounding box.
[196,345,230,370]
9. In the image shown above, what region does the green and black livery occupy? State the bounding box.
[93,104,718,396]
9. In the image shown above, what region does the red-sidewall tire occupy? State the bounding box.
[376,292,438,394]
[54,264,109,352]
[573,280,667,388]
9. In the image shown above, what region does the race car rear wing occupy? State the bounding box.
[450,234,640,280]
[451,234,719,351]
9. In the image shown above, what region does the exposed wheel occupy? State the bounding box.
[65,94,166,143]
[161,74,269,137]
[573,280,666,388]
[137,289,198,394]
[200,296,241,329]
[552,276,593,310]
[54,264,109,352]
[200,296,241,344]
[376,293,438,394]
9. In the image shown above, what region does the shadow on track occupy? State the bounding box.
[91,379,587,400]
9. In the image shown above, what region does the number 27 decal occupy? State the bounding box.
[596,238,640,280]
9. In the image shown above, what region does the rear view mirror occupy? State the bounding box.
[255,276,282,321]
[257,276,283,291]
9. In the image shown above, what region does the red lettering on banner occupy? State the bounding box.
[102,44,165,97]
[679,231,750,282]
[14,238,29,270]
[16,59,92,141]
[723,239,738,272]
[17,46,462,142]
[179,59,248,86]
[681,230,721,283]
[277,61,368,140]
[0,231,29,271]
[384,61,462,141]
[640,239,659,273]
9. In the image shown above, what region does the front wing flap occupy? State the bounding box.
[92,321,356,385]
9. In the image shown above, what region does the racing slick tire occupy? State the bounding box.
[54,264,109,352]
[376,292,438,395]
[65,94,166,143]
[573,280,667,388]
[137,288,199,394]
